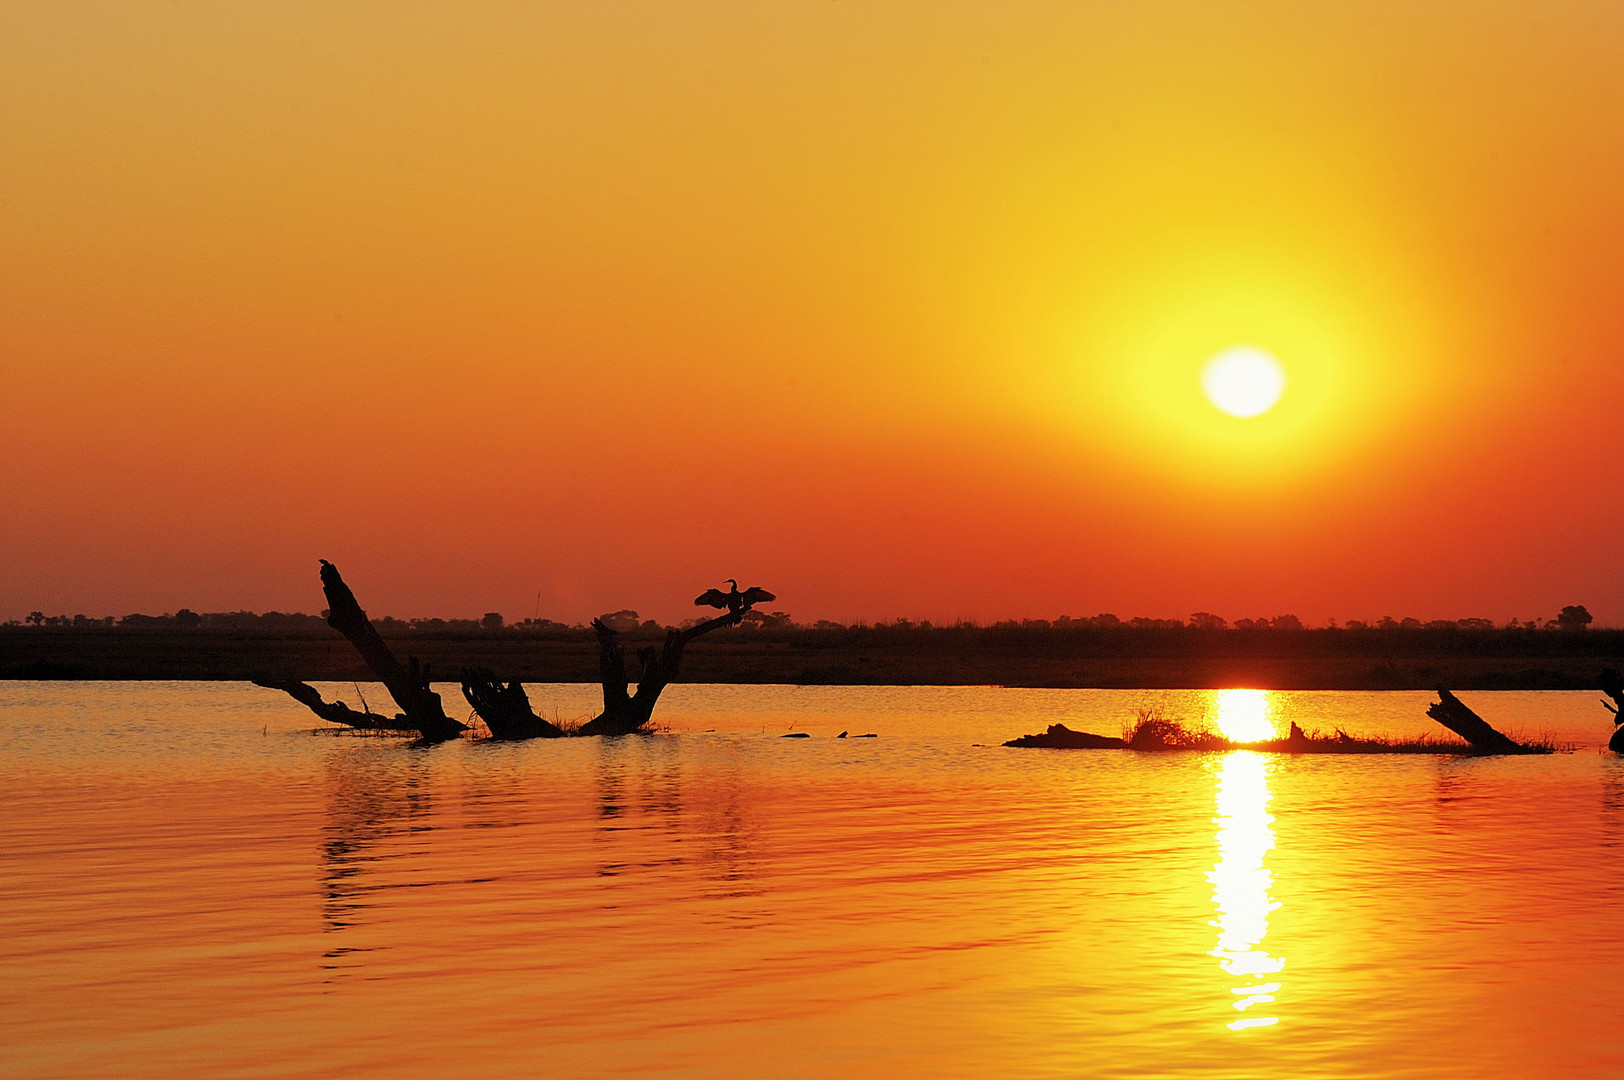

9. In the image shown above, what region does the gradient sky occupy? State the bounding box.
[5,2,1624,626]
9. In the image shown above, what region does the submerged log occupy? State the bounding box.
[251,678,414,731]
[1003,723,1127,749]
[1426,689,1523,753]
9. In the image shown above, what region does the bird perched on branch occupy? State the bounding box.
[695,579,775,615]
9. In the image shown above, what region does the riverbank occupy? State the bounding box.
[3,626,1619,689]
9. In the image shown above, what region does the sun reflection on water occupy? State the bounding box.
[1208,750,1284,1031]
[1215,688,1277,743]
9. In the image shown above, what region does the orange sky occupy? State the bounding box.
[4,2,1624,626]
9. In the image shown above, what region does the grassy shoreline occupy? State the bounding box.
[1005,715,1560,754]
[2,626,1620,689]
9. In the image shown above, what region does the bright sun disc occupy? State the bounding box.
[1202,347,1285,417]
[1215,689,1277,742]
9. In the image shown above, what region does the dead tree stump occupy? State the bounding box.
[1426,689,1524,753]
[261,561,763,742]
[459,668,565,739]
[576,610,742,736]
[260,561,466,741]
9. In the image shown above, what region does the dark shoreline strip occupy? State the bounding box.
[1003,722,1555,755]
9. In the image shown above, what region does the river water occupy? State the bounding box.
[3,683,1622,1079]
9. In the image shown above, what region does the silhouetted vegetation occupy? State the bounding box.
[1006,703,1555,755]
[6,603,1621,688]
[1557,605,1595,631]
[7,605,1611,637]
[1120,712,1232,751]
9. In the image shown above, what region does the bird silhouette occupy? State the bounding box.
[694,579,775,615]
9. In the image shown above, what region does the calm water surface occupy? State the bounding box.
[4,683,1623,1079]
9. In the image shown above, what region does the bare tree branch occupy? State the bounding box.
[252,678,413,731]
[316,560,466,741]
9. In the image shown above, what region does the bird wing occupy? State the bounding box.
[694,589,730,608]
[740,587,776,606]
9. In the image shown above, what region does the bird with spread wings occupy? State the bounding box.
[694,579,776,616]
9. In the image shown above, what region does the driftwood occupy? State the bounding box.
[1426,689,1523,753]
[261,559,763,742]
[250,678,413,731]
[260,561,467,741]
[1004,723,1126,749]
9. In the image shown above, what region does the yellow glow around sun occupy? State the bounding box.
[1215,689,1277,742]
[1047,262,1396,492]
[1203,347,1286,417]
[1030,216,1452,492]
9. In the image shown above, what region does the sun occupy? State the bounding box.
[1214,689,1277,743]
[1202,347,1285,417]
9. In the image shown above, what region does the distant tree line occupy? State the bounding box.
[5,604,1602,633]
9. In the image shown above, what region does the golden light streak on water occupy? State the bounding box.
[5,685,1624,1077]
[1214,688,1278,742]
[1207,750,1284,1032]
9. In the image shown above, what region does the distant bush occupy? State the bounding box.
[1556,605,1594,631]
